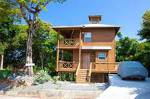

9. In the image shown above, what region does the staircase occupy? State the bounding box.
[76,69,89,83]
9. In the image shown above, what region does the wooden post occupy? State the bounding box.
[79,30,82,68]
[0,55,4,70]
[56,33,60,72]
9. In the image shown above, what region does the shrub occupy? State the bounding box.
[34,70,52,84]
[52,76,60,84]
[0,70,12,80]
[59,72,75,81]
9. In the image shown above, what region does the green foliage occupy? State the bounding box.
[116,36,139,61]
[138,10,150,42]
[116,32,150,75]
[52,76,60,84]
[134,42,150,72]
[32,20,58,72]
[59,73,75,81]
[0,70,12,80]
[63,51,73,61]
[34,70,52,84]
[0,0,18,22]
[0,42,7,55]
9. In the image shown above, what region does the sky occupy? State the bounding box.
[40,0,150,39]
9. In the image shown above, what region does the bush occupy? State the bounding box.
[0,70,12,80]
[34,70,52,84]
[52,76,60,84]
[59,72,75,81]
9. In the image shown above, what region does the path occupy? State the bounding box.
[98,74,150,99]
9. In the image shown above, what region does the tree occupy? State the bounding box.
[16,0,65,76]
[32,20,58,72]
[116,35,139,62]
[0,0,19,70]
[138,10,150,42]
[134,42,150,71]
[137,10,150,74]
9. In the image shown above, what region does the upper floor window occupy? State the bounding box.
[98,52,106,60]
[84,32,92,42]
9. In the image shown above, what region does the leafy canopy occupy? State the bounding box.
[138,10,150,42]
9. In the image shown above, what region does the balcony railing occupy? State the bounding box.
[59,39,80,48]
[58,61,78,72]
[91,62,119,73]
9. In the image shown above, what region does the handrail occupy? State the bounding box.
[59,38,80,48]
[92,62,120,73]
[88,62,93,82]
[75,63,80,76]
[58,61,78,69]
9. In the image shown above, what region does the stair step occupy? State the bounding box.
[76,69,90,83]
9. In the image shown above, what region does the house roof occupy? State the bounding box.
[53,24,120,29]
[52,23,120,32]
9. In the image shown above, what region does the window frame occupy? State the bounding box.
[84,32,92,42]
[98,52,107,60]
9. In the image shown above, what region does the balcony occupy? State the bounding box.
[90,62,119,73]
[59,39,80,49]
[57,61,79,72]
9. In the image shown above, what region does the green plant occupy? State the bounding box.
[52,76,60,84]
[34,70,52,84]
[0,70,12,80]
[59,72,75,81]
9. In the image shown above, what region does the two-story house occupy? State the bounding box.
[53,15,120,83]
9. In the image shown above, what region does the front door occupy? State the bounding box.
[82,53,90,69]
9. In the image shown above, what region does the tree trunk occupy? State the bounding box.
[0,54,4,70]
[26,28,34,76]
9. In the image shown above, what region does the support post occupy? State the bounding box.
[56,33,60,72]
[79,30,82,68]
[0,55,4,70]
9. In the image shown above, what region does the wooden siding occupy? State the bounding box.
[56,28,118,82]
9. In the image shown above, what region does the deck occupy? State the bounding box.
[57,61,119,73]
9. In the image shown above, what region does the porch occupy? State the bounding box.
[57,61,119,73]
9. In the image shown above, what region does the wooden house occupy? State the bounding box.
[53,15,120,83]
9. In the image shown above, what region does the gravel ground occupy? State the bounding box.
[18,81,106,92]
[0,81,106,99]
[0,81,11,91]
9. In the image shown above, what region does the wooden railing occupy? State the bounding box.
[58,61,78,72]
[75,63,80,76]
[91,62,120,73]
[59,39,80,48]
[88,62,93,82]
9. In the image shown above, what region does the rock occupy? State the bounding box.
[8,75,34,88]
[0,90,4,95]
[5,90,18,96]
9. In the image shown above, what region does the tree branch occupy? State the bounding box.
[17,0,36,13]
[19,4,29,24]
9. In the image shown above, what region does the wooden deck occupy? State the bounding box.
[57,61,119,83]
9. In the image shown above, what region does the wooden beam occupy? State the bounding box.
[79,30,82,67]
[56,33,60,72]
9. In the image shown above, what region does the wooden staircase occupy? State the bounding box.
[76,69,89,83]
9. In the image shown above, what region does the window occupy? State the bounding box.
[84,32,92,42]
[98,53,106,60]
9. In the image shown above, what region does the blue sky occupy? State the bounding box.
[40,0,150,39]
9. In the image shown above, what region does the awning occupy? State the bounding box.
[81,46,112,50]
